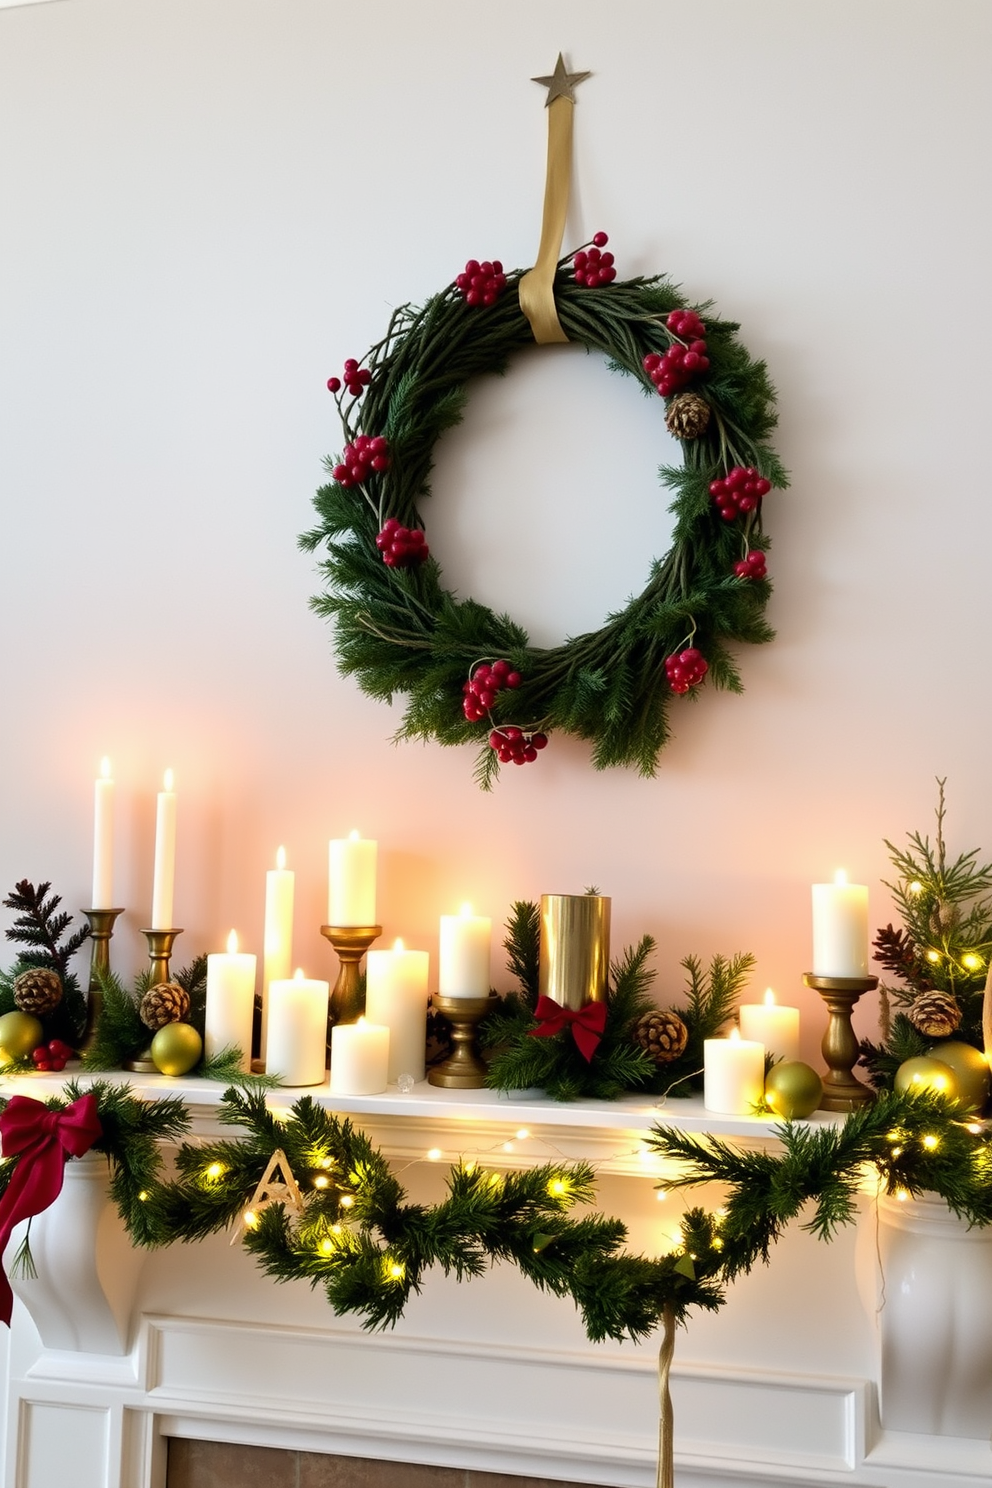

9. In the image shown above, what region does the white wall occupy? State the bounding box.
[1,0,990,1059]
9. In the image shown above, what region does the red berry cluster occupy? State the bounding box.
[327,358,372,397]
[573,233,616,287]
[643,309,710,397]
[461,659,521,722]
[489,726,548,765]
[709,466,771,520]
[665,647,708,694]
[734,550,767,581]
[376,518,428,569]
[332,435,390,487]
[32,1039,73,1072]
[456,260,507,307]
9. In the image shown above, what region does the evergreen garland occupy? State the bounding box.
[300,259,786,786]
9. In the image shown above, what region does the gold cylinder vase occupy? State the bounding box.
[539,893,611,1010]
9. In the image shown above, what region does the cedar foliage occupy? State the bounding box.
[1,879,90,1043]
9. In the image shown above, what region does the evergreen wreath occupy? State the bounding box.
[300,245,786,787]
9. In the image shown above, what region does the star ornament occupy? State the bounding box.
[532,54,591,106]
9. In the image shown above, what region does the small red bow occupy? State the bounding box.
[0,1094,103,1325]
[528,995,608,1062]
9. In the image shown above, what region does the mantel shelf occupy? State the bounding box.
[2,1068,841,1174]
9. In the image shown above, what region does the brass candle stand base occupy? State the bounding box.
[79,907,124,1057]
[320,924,382,1057]
[428,994,492,1089]
[127,928,183,1072]
[804,972,878,1112]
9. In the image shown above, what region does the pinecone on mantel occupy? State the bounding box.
[633,1008,689,1065]
[906,988,962,1040]
[13,967,63,1016]
[140,981,190,1030]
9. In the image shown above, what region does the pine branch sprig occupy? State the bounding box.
[3,880,90,978]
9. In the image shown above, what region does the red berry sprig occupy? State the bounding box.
[376,518,428,569]
[709,466,771,521]
[664,646,708,695]
[332,435,390,488]
[734,550,767,581]
[327,358,372,397]
[32,1039,73,1073]
[456,259,507,307]
[489,726,548,766]
[573,232,616,287]
[461,659,521,723]
[643,309,710,397]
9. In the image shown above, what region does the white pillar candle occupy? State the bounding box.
[330,1016,390,1095]
[267,969,329,1086]
[704,1029,765,1115]
[739,988,801,1063]
[439,903,491,998]
[91,757,115,909]
[327,830,377,926]
[812,870,869,977]
[205,930,257,1072]
[150,768,177,929]
[261,845,295,1062]
[366,940,429,1082]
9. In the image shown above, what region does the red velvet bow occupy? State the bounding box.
[0,1094,103,1325]
[528,995,608,1062]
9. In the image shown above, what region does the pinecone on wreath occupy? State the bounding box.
[906,988,962,1040]
[139,981,190,1030]
[633,1008,689,1065]
[13,967,63,1016]
[664,391,711,440]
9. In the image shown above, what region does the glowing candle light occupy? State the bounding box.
[327,830,377,926]
[267,968,330,1086]
[330,1015,389,1095]
[91,756,114,909]
[739,988,800,1063]
[438,903,491,997]
[261,845,295,1062]
[365,938,429,1082]
[812,869,869,978]
[205,930,257,1072]
[704,1027,765,1115]
[151,769,177,929]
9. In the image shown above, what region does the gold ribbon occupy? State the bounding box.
[656,1303,676,1488]
[518,93,573,345]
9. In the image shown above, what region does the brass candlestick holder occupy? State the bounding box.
[428,993,492,1089]
[79,907,124,1057]
[319,924,382,1056]
[804,972,878,1111]
[126,928,183,1072]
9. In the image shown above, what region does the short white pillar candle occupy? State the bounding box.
[812,870,869,978]
[704,1029,765,1115]
[365,940,429,1082]
[267,969,329,1086]
[739,989,800,1063]
[205,929,257,1071]
[330,1017,390,1095]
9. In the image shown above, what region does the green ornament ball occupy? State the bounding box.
[764,1060,823,1120]
[151,1021,202,1077]
[894,1054,959,1102]
[0,1010,44,1061]
[929,1041,991,1114]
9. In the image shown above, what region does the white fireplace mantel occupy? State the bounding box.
[1,1072,991,1488]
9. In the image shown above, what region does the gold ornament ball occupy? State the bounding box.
[929,1041,991,1113]
[894,1055,959,1102]
[764,1060,823,1120]
[0,1011,44,1061]
[151,1022,203,1077]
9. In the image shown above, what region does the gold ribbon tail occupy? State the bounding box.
[657,1302,676,1488]
[518,94,572,345]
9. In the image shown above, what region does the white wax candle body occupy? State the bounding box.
[812,879,869,977]
[439,911,492,997]
[205,950,257,1071]
[704,1036,765,1115]
[739,1001,800,1063]
[327,835,377,926]
[330,1018,390,1095]
[267,975,329,1086]
[366,947,429,1082]
[151,778,177,929]
[91,770,115,909]
[262,862,295,1061]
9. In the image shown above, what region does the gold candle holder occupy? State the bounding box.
[539,893,611,1010]
[804,972,878,1111]
[319,923,382,1049]
[79,907,124,1057]
[427,993,492,1088]
[126,928,183,1072]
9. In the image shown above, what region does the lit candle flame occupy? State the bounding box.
[294,967,305,980]
[100,756,112,779]
[276,845,286,871]
[833,868,847,886]
[459,902,474,917]
[163,768,175,792]
[729,1027,741,1043]
[349,828,360,841]
[227,929,239,955]
[393,937,405,953]
[763,988,776,1007]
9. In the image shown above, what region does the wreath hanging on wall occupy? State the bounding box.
[301,65,786,788]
